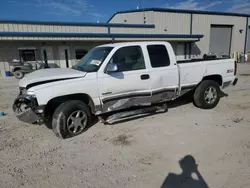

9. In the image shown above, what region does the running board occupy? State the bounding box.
[99,103,168,125]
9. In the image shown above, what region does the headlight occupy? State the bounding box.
[27,90,35,96]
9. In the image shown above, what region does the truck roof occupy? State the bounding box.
[98,41,170,48]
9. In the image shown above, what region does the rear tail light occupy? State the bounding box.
[234,61,237,75]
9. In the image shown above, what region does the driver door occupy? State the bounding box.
[97,45,151,113]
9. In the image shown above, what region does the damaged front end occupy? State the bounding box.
[13,91,44,124]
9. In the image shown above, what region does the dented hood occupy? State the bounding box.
[19,68,87,88]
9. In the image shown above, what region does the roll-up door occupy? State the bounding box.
[209,25,232,57]
[247,27,250,53]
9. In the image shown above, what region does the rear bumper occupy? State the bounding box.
[13,95,44,124]
[222,77,238,89]
[233,78,238,86]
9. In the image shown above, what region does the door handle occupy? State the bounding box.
[141,74,150,80]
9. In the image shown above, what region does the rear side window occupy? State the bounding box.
[147,45,170,68]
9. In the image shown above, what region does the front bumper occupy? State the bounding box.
[13,95,44,124]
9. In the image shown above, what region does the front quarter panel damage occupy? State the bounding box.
[13,95,40,124]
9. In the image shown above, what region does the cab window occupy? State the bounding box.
[110,46,145,72]
[147,45,170,68]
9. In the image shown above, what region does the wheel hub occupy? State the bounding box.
[67,110,87,134]
[204,87,217,104]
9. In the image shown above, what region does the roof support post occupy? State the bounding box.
[107,25,110,34]
[244,17,249,55]
[189,13,193,58]
[190,13,193,34]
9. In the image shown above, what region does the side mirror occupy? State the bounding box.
[106,63,118,73]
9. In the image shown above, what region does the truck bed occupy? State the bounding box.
[178,58,235,89]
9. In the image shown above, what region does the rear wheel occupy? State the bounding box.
[193,80,220,109]
[52,100,92,139]
[14,70,24,79]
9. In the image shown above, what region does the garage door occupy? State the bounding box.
[209,25,232,57]
[247,27,250,53]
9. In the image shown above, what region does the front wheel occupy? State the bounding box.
[52,100,92,139]
[193,80,220,109]
[14,70,24,79]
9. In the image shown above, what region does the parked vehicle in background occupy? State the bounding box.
[8,48,50,79]
[13,41,238,139]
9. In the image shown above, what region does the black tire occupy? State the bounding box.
[193,80,220,109]
[14,70,24,79]
[52,100,92,139]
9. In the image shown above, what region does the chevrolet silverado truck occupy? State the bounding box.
[13,41,238,139]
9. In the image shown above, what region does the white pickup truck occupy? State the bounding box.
[13,41,238,139]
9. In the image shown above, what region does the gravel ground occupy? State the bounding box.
[0,64,250,188]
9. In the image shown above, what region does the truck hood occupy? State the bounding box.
[19,68,87,88]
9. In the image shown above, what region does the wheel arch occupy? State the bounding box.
[13,67,22,72]
[44,93,96,118]
[193,79,221,109]
[202,74,223,86]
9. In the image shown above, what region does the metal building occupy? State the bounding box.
[0,8,249,77]
[109,8,250,58]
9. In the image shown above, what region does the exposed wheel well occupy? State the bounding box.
[202,75,222,86]
[44,94,95,120]
[13,67,21,72]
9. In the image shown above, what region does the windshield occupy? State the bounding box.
[73,47,113,72]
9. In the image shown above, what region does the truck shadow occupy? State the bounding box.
[104,110,166,125]
[107,90,229,125]
[106,93,194,125]
[168,91,194,109]
[161,155,209,188]
[168,89,228,109]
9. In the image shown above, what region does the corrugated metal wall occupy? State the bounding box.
[153,12,190,34]
[110,11,190,34]
[171,42,186,60]
[192,14,246,56]
[109,11,154,24]
[110,27,154,34]
[110,11,248,57]
[0,36,112,41]
[0,23,107,33]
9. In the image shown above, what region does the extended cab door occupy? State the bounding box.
[145,43,179,102]
[97,45,151,113]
